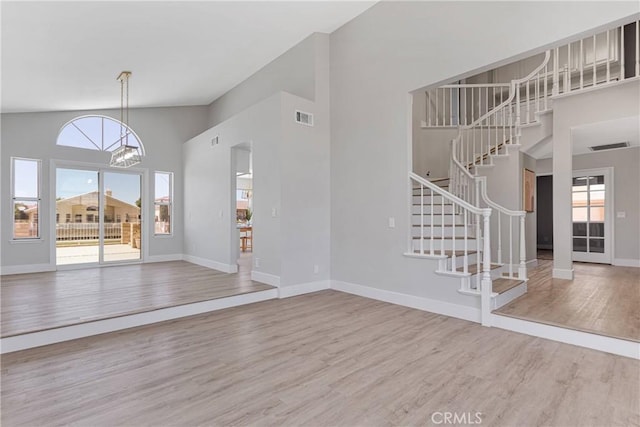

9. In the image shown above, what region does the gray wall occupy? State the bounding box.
[184,95,283,275]
[329,1,637,295]
[538,146,640,262]
[184,33,331,288]
[207,34,317,127]
[1,106,208,270]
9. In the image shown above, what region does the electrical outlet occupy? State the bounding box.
[313,264,319,274]
[255,257,260,268]
[271,208,277,217]
[388,217,395,228]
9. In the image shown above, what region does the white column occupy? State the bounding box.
[552,114,574,280]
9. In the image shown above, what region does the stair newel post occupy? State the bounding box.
[475,180,481,281]
[519,214,527,280]
[481,209,492,327]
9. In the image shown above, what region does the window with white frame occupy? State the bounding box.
[154,172,173,235]
[12,158,41,239]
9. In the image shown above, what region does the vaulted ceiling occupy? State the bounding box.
[1,1,375,113]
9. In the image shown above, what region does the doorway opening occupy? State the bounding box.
[232,145,253,273]
[55,167,142,266]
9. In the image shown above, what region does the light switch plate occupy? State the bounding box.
[617,212,626,218]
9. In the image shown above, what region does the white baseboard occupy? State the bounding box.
[613,258,640,268]
[279,280,330,298]
[251,270,280,287]
[552,268,574,280]
[146,254,183,263]
[330,280,481,323]
[492,314,639,360]
[0,288,278,354]
[183,254,237,273]
[0,263,55,276]
[526,259,538,268]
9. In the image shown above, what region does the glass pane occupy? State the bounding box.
[590,190,605,206]
[589,222,605,237]
[13,200,39,238]
[573,222,587,236]
[56,168,99,265]
[589,238,605,253]
[572,177,588,192]
[73,116,103,148]
[573,238,587,252]
[155,172,172,235]
[572,191,588,207]
[155,205,171,234]
[155,173,171,200]
[572,207,588,222]
[13,159,39,198]
[104,172,141,262]
[57,124,96,150]
[590,206,605,221]
[589,175,604,185]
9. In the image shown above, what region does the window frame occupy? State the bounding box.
[154,171,173,237]
[11,157,42,241]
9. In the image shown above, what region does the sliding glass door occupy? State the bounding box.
[56,167,142,266]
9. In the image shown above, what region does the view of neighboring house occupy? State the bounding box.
[52,190,139,225]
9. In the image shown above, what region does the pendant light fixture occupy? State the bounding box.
[110,71,143,168]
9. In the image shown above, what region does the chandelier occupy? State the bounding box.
[110,71,143,168]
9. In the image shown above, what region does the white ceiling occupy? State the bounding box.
[1,1,375,113]
[529,115,640,159]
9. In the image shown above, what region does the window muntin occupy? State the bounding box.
[154,172,173,235]
[12,158,41,239]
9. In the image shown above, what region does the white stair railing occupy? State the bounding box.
[453,51,551,179]
[425,83,511,127]
[553,18,640,96]
[410,172,493,325]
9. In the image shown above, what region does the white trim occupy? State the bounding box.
[613,258,640,267]
[278,280,330,298]
[183,254,237,273]
[0,263,56,276]
[330,280,481,323]
[0,289,278,354]
[251,270,281,287]
[552,267,574,279]
[146,254,183,263]
[526,259,538,267]
[492,314,639,360]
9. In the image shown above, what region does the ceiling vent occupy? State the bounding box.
[589,142,629,151]
[295,110,314,127]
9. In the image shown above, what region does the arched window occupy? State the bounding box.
[56,115,145,156]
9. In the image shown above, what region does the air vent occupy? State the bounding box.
[295,110,314,127]
[589,142,629,151]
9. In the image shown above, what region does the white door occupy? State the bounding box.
[572,168,612,264]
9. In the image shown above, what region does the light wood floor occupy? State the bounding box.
[495,259,640,342]
[1,255,271,337]
[1,290,637,426]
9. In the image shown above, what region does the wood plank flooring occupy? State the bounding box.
[495,259,640,342]
[1,258,272,337]
[1,290,638,426]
